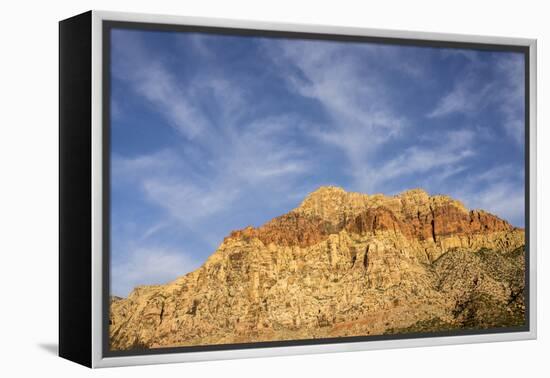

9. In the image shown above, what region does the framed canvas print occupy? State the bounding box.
[59,10,537,368]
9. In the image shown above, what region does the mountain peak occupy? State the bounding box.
[225,186,515,251]
[308,185,347,196]
[398,188,430,198]
[110,187,526,351]
[296,186,367,222]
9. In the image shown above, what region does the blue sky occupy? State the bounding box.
[109,28,525,296]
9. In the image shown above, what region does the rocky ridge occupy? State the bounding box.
[110,186,525,350]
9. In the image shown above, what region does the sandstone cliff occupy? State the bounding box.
[110,186,525,350]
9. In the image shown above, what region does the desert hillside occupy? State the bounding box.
[110,186,525,350]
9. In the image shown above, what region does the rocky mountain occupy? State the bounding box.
[110,186,526,350]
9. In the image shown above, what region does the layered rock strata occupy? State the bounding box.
[110,186,525,350]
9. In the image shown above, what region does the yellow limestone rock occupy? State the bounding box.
[110,186,526,350]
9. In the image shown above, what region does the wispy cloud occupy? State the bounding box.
[142,177,241,223]
[427,79,494,118]
[267,40,407,192]
[455,180,524,226]
[496,55,525,144]
[111,246,200,297]
[185,33,215,58]
[428,50,525,144]
[112,30,250,143]
[113,114,311,226]
[365,128,476,192]
[112,32,207,140]
[376,143,474,184]
[449,164,525,225]
[112,149,183,183]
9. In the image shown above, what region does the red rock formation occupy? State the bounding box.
[109,186,525,351]
[227,213,335,248]
[227,188,519,247]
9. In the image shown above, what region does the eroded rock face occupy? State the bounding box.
[109,186,526,350]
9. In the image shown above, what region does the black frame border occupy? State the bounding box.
[101,19,531,358]
[59,11,93,367]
